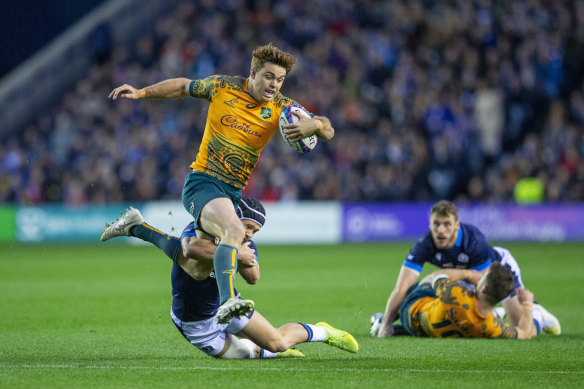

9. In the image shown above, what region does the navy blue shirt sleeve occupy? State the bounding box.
[402,232,433,273]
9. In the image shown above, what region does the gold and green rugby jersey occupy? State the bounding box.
[409,279,518,339]
[188,75,303,190]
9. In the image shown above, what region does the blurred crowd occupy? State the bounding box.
[2,0,584,205]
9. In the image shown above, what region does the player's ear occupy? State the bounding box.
[250,68,256,79]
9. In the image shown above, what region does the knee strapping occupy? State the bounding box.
[220,337,257,359]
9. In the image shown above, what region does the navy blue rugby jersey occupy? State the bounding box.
[403,223,499,273]
[171,222,258,322]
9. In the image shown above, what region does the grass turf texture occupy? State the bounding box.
[1,242,583,388]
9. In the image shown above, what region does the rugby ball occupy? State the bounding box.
[279,104,318,153]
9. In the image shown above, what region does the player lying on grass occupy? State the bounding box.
[101,197,358,358]
[376,200,560,338]
[372,263,541,339]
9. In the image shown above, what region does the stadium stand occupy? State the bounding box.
[1,0,583,204]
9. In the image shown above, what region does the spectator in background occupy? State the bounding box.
[1,0,583,205]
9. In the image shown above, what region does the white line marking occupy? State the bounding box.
[1,364,582,375]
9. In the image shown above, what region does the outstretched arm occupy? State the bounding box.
[109,77,192,100]
[378,266,419,338]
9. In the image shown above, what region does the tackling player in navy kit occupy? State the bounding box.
[101,197,358,358]
[374,200,561,338]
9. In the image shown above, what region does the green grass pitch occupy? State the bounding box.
[1,242,583,388]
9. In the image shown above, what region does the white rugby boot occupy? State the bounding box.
[215,297,255,325]
[535,303,561,335]
[100,206,144,241]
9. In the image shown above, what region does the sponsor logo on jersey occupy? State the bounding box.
[260,107,272,119]
[224,97,240,108]
[220,115,263,137]
[246,103,258,109]
[407,254,414,261]
[458,253,469,263]
[435,253,443,262]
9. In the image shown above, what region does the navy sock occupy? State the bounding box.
[214,244,238,304]
[130,224,182,262]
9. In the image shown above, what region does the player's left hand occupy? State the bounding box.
[516,287,534,305]
[283,118,321,141]
[109,84,142,100]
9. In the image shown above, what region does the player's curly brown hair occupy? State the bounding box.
[251,43,296,74]
[484,262,515,305]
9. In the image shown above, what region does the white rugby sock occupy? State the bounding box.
[300,323,327,342]
[260,349,277,358]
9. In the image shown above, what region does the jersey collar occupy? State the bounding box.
[454,225,463,247]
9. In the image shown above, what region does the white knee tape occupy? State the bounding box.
[221,337,257,359]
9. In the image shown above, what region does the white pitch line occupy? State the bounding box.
[0,364,582,375]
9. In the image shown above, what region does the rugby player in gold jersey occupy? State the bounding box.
[107,43,334,325]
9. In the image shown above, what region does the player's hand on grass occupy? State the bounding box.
[377,323,394,338]
[109,84,143,100]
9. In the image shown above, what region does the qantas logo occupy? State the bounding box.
[224,97,240,108]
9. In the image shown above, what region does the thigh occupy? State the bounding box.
[182,172,241,229]
[236,311,282,350]
[199,197,242,239]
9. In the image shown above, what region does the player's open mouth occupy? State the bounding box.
[265,89,275,98]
